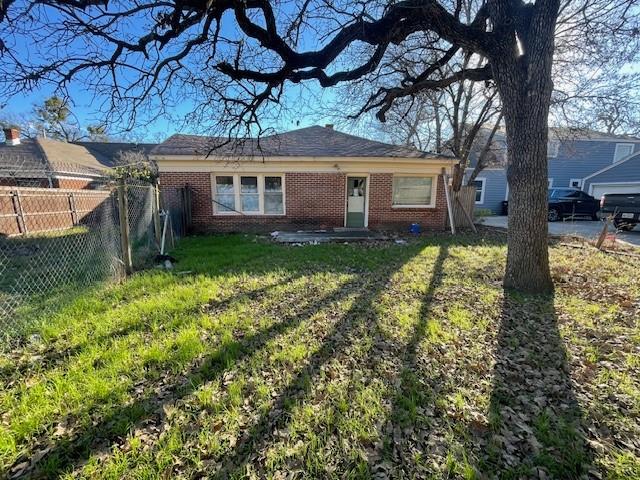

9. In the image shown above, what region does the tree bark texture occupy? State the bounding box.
[490,1,559,293]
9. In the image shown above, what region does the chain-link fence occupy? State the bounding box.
[0,171,188,344]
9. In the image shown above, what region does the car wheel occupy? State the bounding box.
[548,208,561,222]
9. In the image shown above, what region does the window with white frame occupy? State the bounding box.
[392,176,434,207]
[569,178,582,189]
[613,143,634,163]
[240,176,259,212]
[548,178,554,188]
[547,141,560,158]
[214,176,235,212]
[212,174,285,215]
[472,178,486,204]
[264,176,284,214]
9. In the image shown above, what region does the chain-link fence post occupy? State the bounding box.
[117,178,133,274]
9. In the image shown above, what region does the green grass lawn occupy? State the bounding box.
[0,232,638,479]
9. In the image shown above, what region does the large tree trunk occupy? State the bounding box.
[490,3,559,294]
[501,96,553,292]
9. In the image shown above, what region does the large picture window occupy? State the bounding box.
[212,174,285,215]
[392,176,434,207]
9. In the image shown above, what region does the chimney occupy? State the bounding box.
[3,128,20,146]
[324,124,334,130]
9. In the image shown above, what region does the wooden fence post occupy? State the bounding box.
[152,181,162,247]
[117,178,133,274]
[181,184,193,233]
[442,171,456,235]
[11,190,27,235]
[68,192,78,226]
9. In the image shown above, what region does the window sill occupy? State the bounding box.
[212,212,287,217]
[391,204,436,209]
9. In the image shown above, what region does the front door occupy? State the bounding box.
[346,177,367,228]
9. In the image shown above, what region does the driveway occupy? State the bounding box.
[478,215,640,247]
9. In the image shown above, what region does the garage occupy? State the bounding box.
[584,152,640,199]
[590,183,640,198]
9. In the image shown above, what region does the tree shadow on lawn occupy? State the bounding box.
[7,233,503,478]
[0,274,298,385]
[374,244,449,476]
[211,249,423,479]
[476,292,593,478]
[12,265,384,478]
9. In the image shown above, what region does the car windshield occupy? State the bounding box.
[549,189,576,198]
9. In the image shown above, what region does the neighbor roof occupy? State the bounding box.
[0,138,49,174]
[151,125,451,159]
[0,138,156,178]
[74,142,157,168]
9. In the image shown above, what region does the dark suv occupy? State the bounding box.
[547,188,600,221]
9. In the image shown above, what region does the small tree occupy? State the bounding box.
[112,150,158,183]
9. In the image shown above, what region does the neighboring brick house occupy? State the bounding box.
[464,129,640,214]
[0,127,156,189]
[152,125,457,232]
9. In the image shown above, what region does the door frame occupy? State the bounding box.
[344,174,370,228]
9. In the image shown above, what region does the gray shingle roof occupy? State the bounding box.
[0,139,157,178]
[151,125,451,159]
[0,139,49,174]
[74,142,157,168]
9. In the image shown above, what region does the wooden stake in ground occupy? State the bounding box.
[595,218,609,250]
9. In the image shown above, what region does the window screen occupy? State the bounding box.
[392,177,433,206]
[215,176,235,212]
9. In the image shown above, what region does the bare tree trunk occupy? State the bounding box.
[491,2,558,294]
[501,99,553,292]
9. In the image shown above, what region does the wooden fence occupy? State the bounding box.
[451,185,477,230]
[0,186,113,236]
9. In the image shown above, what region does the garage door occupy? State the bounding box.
[591,183,640,198]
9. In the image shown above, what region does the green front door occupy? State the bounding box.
[346,177,367,228]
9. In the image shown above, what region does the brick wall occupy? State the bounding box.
[0,178,50,188]
[55,177,96,189]
[159,171,448,233]
[368,173,448,231]
[0,177,102,189]
[0,186,112,236]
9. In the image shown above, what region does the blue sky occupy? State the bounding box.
[0,2,349,142]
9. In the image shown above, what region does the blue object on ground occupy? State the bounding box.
[409,223,421,235]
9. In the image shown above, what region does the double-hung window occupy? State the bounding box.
[392,176,435,207]
[214,176,235,212]
[212,174,285,215]
[240,176,260,213]
[472,178,486,204]
[264,176,284,214]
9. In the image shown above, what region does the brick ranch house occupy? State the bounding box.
[152,125,458,232]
